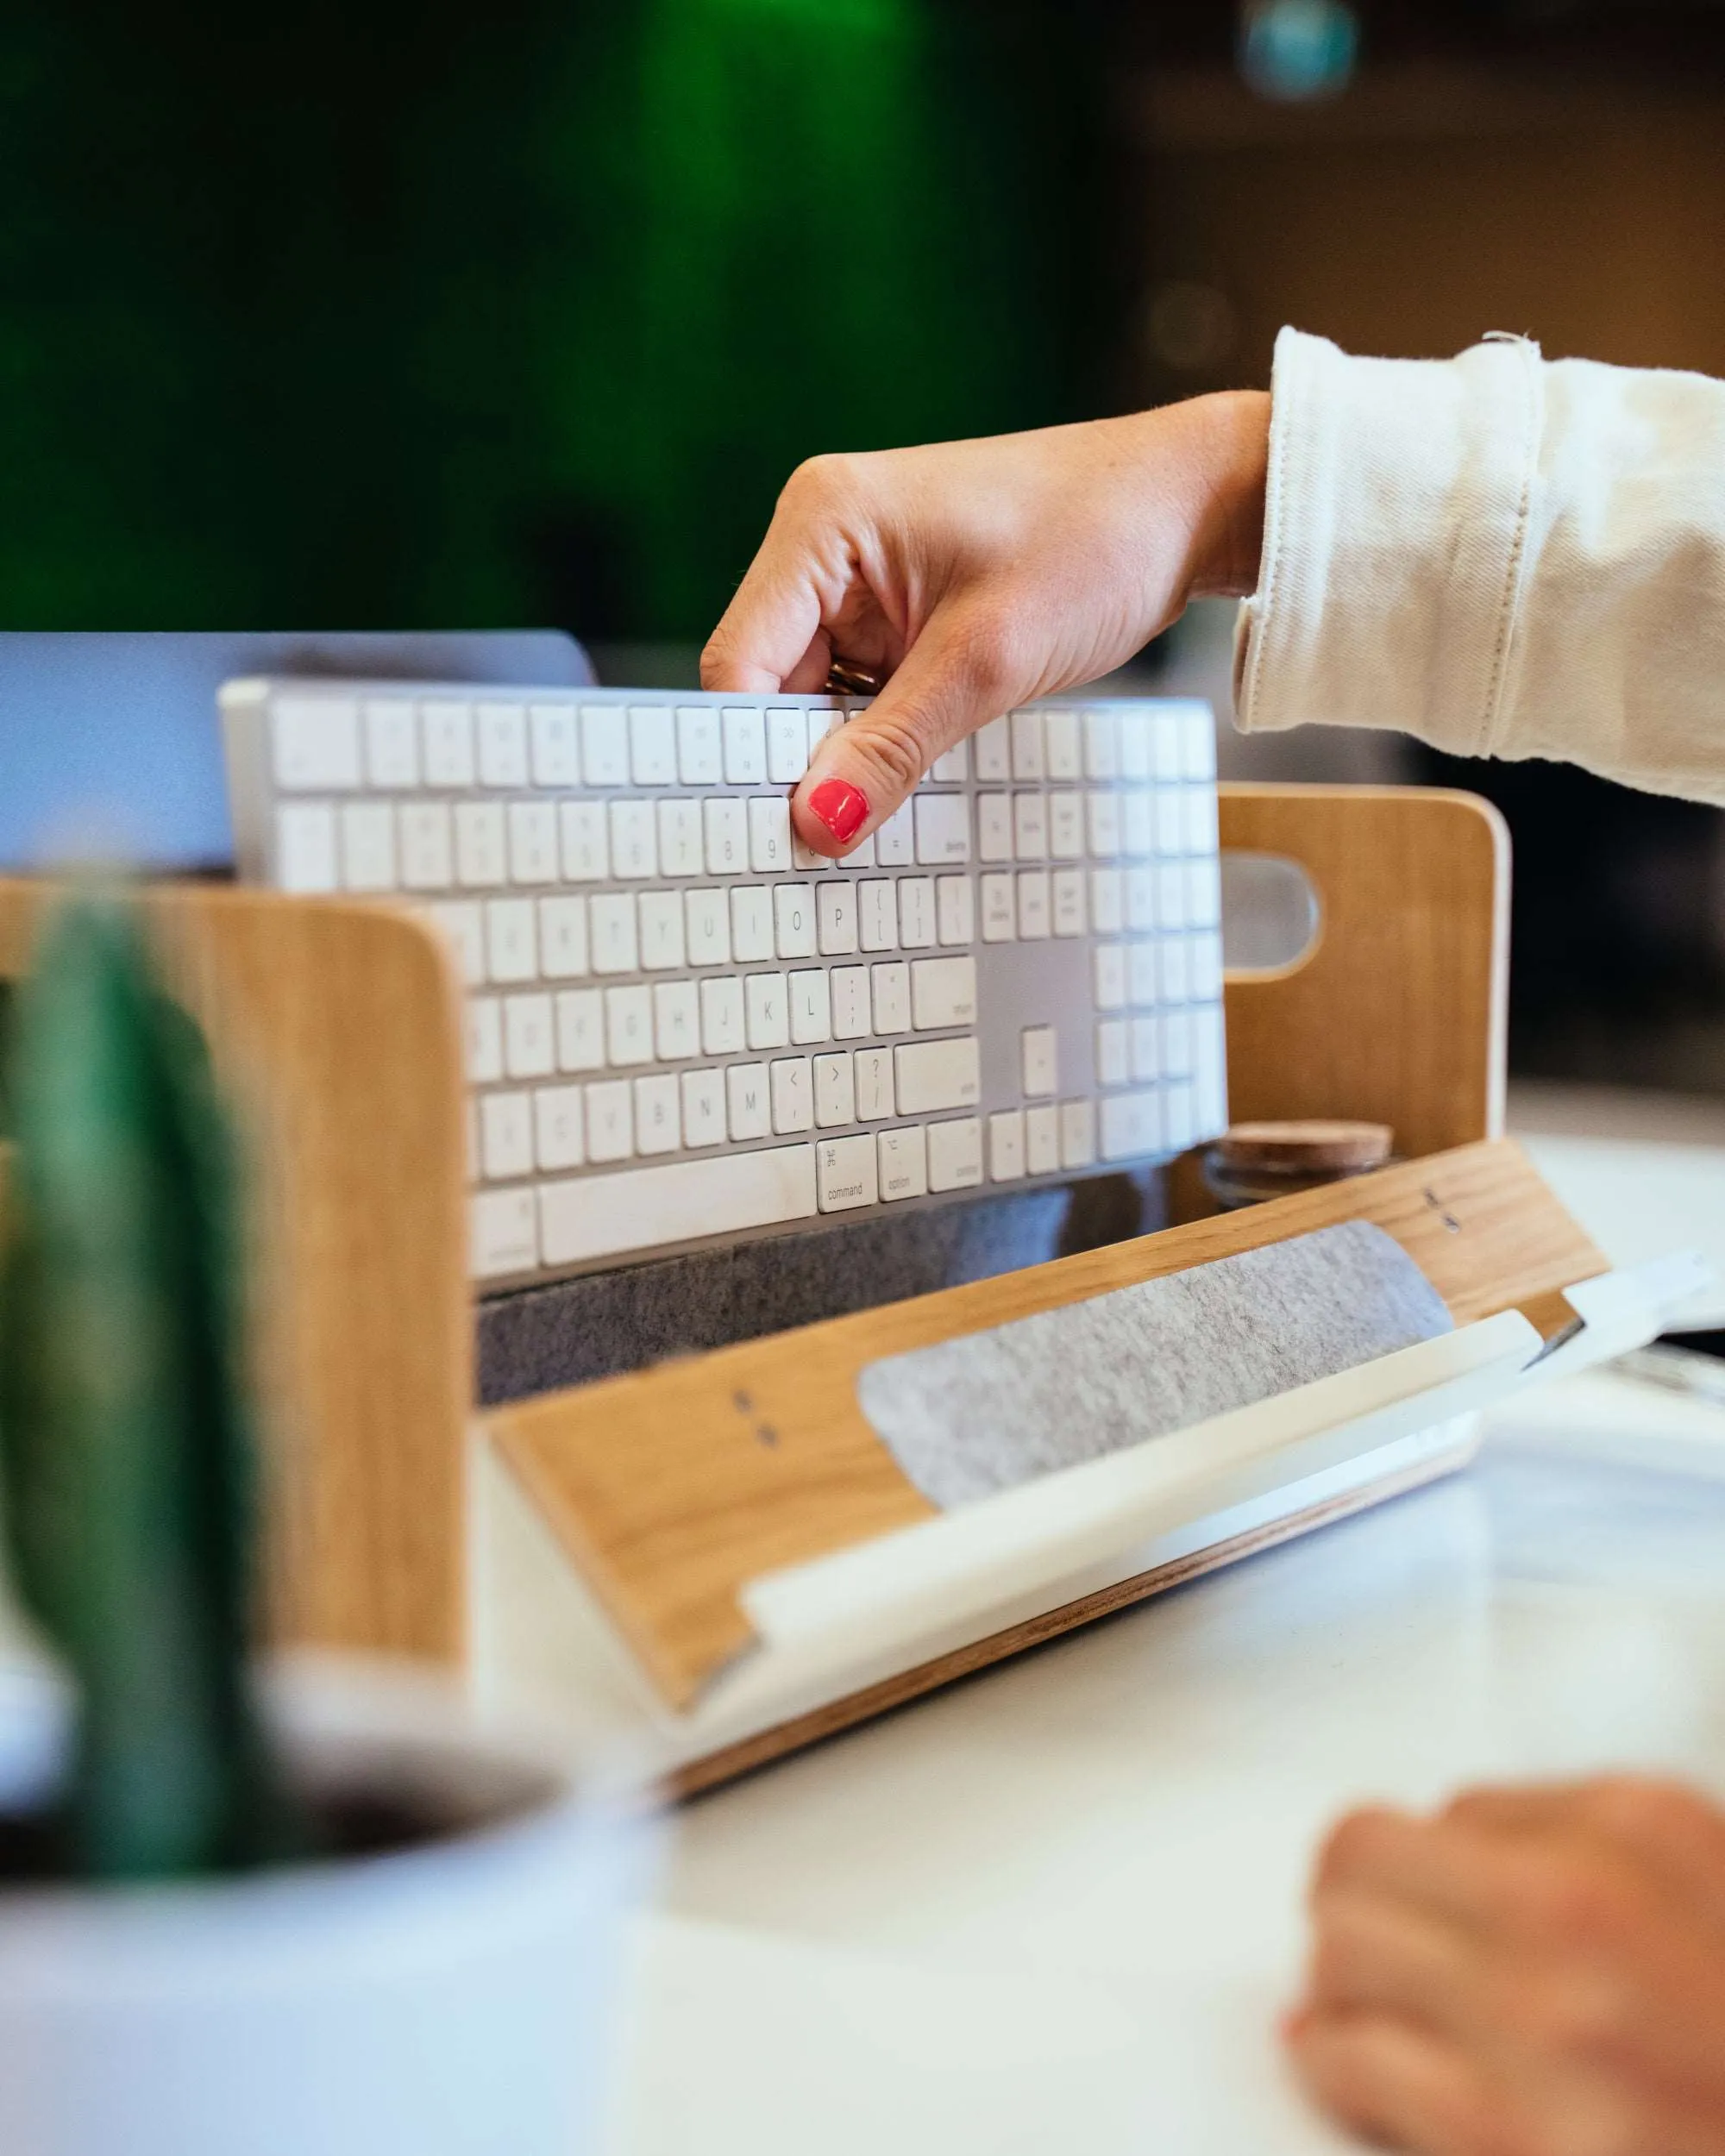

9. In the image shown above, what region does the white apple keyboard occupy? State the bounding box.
[220,680,1227,1289]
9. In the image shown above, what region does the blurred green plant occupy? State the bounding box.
[0,895,307,1879]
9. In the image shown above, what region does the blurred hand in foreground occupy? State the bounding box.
[1288,1777,1725,2154]
[701,392,1270,856]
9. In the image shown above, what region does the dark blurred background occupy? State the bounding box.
[4,0,1725,1092]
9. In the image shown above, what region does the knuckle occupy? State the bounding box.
[1314,1808,1396,1891]
[1509,1853,1629,1951]
[1509,1969,1633,2069]
[1581,1775,1710,1848]
[781,449,862,512]
[851,711,929,798]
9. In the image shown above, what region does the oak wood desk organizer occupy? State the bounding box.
[0,787,1650,1796]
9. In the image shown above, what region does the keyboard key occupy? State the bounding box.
[700,975,745,1056]
[1131,1017,1160,1082]
[423,702,475,787]
[638,892,686,971]
[534,1084,586,1171]
[1124,793,1156,858]
[467,997,503,1083]
[911,955,977,1030]
[1159,937,1190,1003]
[610,800,656,879]
[1131,868,1161,932]
[974,714,1011,781]
[1026,1103,1060,1176]
[277,803,337,892]
[630,705,676,786]
[859,881,897,952]
[1018,869,1051,940]
[1044,709,1082,781]
[1013,793,1048,861]
[427,900,485,986]
[806,706,842,761]
[1096,1019,1128,1087]
[931,739,969,783]
[872,961,911,1034]
[1152,711,1184,783]
[1161,1006,1194,1075]
[1119,709,1151,781]
[1049,793,1084,861]
[937,874,975,946]
[555,989,605,1072]
[1190,929,1223,1001]
[635,1073,681,1155]
[775,883,817,958]
[529,704,580,787]
[1189,856,1221,928]
[1010,709,1044,781]
[1165,1080,1196,1150]
[894,1035,980,1114]
[539,895,588,978]
[1083,708,1119,781]
[913,794,969,865]
[681,1068,727,1149]
[1184,787,1218,855]
[653,980,700,1060]
[1101,1088,1164,1163]
[677,705,723,786]
[1060,1098,1096,1169]
[1021,1025,1057,1097]
[813,1051,855,1127]
[1194,1006,1226,1134]
[1153,792,1183,856]
[504,993,555,1079]
[750,796,792,874]
[877,1125,928,1200]
[486,897,538,983]
[477,702,529,787]
[831,966,870,1039]
[455,802,506,887]
[588,894,638,975]
[855,1048,894,1120]
[580,706,630,787]
[988,1109,1025,1181]
[339,801,396,891]
[1052,868,1086,937]
[1128,940,1157,1007]
[980,873,1016,943]
[398,803,453,891]
[482,1090,534,1180]
[273,697,361,791]
[816,1131,877,1211]
[1094,944,1126,1011]
[818,881,858,955]
[898,877,936,949]
[726,1062,771,1140]
[927,1115,983,1191]
[539,1143,817,1268]
[791,830,830,873]
[768,707,809,783]
[723,705,768,785]
[705,796,748,874]
[875,802,915,867]
[977,794,1013,862]
[472,1188,538,1279]
[560,801,609,881]
[1091,867,1123,934]
[788,968,831,1044]
[745,972,790,1050]
[685,888,731,967]
[731,885,774,962]
[508,800,558,884]
[771,1056,814,1134]
[364,698,418,788]
[657,799,704,877]
[605,984,654,1067]
[585,1080,634,1163]
[1087,792,1121,857]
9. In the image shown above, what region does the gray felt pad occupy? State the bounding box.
[856,1219,1453,1510]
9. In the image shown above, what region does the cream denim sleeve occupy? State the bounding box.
[1233,327,1725,805]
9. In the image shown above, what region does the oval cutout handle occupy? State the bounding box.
[1220,851,1322,980]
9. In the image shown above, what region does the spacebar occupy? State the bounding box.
[539,1145,819,1267]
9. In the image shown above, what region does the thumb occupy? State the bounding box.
[791,602,1021,856]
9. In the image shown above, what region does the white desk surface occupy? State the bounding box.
[610,1112,1725,2154]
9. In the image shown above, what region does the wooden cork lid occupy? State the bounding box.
[1214,1120,1395,1175]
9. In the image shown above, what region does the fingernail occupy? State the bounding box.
[807,778,869,844]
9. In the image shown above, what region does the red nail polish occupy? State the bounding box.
[807,778,869,845]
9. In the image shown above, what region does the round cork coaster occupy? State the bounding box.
[1214,1119,1394,1175]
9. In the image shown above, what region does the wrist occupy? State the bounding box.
[1183,389,1270,602]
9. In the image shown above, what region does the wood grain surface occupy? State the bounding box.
[492,1138,1604,1710]
[0,882,470,1662]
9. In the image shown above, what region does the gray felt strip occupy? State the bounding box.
[856,1219,1453,1510]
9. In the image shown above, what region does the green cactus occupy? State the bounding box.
[0,894,309,1879]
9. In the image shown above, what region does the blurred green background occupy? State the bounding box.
[0,0,1105,642]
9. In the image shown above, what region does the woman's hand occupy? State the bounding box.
[700,392,1269,856]
[1287,1777,1725,2154]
